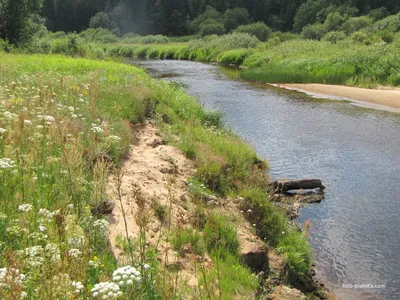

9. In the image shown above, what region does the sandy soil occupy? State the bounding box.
[278,83,400,111]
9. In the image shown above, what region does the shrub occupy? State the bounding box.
[141,35,169,44]
[323,12,346,31]
[301,23,327,40]
[341,16,372,35]
[217,49,252,66]
[322,31,346,44]
[235,22,271,41]
[50,33,88,56]
[79,28,119,44]
[368,7,389,22]
[200,21,225,37]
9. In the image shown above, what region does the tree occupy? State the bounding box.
[89,12,110,29]
[223,7,250,32]
[0,0,43,45]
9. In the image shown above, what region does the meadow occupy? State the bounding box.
[0,52,312,299]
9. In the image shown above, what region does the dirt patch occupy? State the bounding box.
[107,122,198,285]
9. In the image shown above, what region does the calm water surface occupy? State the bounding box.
[135,60,400,300]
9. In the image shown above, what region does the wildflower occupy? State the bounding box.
[0,267,26,290]
[282,231,285,234]
[45,243,61,262]
[71,114,77,119]
[0,158,16,169]
[91,123,103,134]
[68,106,75,112]
[253,224,256,227]
[72,281,84,294]
[68,249,82,258]
[3,111,13,120]
[38,225,46,232]
[18,204,33,213]
[112,266,141,285]
[247,209,252,213]
[44,115,55,123]
[93,219,109,234]
[91,281,121,298]
[24,120,32,126]
[106,135,121,143]
[0,128,6,134]
[143,264,150,270]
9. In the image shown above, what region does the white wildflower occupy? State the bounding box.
[44,115,55,123]
[68,249,82,258]
[68,106,75,112]
[45,243,61,262]
[0,128,6,134]
[3,111,13,120]
[93,219,109,234]
[0,158,16,169]
[18,204,33,213]
[91,124,103,134]
[72,281,84,294]
[91,281,121,299]
[112,266,141,285]
[23,120,32,126]
[106,135,121,143]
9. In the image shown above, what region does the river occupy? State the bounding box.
[134,60,400,300]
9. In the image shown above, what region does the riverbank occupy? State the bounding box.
[0,52,325,299]
[278,83,400,111]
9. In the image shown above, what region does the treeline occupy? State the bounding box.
[1,0,400,45]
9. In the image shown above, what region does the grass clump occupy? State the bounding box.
[170,228,206,256]
[239,188,313,288]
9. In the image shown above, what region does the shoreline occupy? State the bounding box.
[275,83,400,113]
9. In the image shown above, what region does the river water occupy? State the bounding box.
[135,60,400,300]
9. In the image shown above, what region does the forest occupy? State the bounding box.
[1,0,400,45]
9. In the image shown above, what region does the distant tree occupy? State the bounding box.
[192,6,223,33]
[0,0,43,45]
[223,7,250,32]
[235,22,271,41]
[293,0,329,32]
[89,12,110,29]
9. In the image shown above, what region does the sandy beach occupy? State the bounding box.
[279,83,400,111]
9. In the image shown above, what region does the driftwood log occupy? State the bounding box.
[270,179,324,193]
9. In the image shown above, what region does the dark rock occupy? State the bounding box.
[240,245,269,272]
[90,198,114,215]
[147,138,166,148]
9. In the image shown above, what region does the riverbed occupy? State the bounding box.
[134,60,400,300]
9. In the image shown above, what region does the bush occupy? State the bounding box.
[322,31,346,44]
[50,33,88,56]
[235,22,271,41]
[368,7,389,22]
[141,35,169,44]
[79,28,119,44]
[341,16,372,35]
[301,23,327,40]
[200,21,225,37]
[217,49,252,66]
[323,12,346,31]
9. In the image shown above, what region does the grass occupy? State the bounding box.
[0,48,315,298]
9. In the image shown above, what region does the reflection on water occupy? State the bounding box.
[134,60,400,300]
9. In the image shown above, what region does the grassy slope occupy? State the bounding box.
[0,52,312,299]
[102,38,400,88]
